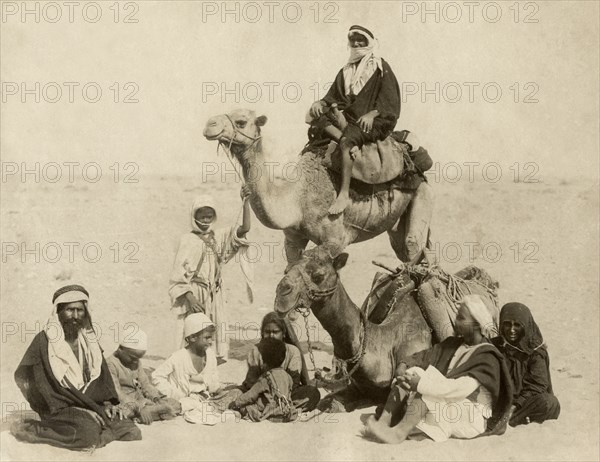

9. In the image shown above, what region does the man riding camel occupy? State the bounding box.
[307,25,401,215]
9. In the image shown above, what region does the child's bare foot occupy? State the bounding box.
[328,193,351,215]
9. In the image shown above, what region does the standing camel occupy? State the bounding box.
[203,109,433,266]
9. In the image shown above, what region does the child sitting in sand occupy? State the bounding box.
[230,338,297,422]
[107,329,181,425]
[152,314,222,408]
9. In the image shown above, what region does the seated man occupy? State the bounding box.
[12,285,141,450]
[307,25,400,214]
[365,295,512,444]
[107,329,181,424]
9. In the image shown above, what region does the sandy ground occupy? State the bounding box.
[1,173,598,461]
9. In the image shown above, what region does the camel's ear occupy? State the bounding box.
[255,115,268,127]
[332,253,348,271]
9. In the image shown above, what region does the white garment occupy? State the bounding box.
[342,53,383,96]
[152,347,220,401]
[409,343,493,442]
[169,224,250,356]
[44,307,102,391]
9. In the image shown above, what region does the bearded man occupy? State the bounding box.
[12,284,141,450]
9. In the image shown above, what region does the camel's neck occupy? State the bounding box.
[311,280,362,360]
[234,141,301,229]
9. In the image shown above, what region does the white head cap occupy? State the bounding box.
[184,313,215,338]
[120,329,148,351]
[460,294,499,339]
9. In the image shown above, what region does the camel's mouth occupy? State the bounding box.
[203,130,223,141]
[274,289,304,317]
[273,295,295,316]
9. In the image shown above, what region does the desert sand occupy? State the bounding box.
[1,172,598,461]
[2,2,599,459]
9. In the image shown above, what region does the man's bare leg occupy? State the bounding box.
[367,395,428,444]
[328,138,356,215]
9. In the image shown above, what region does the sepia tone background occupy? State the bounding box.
[1,1,599,460]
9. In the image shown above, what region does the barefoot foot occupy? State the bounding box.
[365,416,408,444]
[328,194,351,215]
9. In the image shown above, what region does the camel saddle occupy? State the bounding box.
[322,138,404,184]
[322,130,433,184]
[362,265,499,344]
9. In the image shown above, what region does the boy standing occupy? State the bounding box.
[169,189,251,359]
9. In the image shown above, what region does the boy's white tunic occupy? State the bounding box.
[152,347,220,400]
[169,196,251,357]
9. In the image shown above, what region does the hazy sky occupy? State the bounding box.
[2,1,598,181]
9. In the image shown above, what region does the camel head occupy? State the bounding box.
[274,243,349,318]
[203,109,267,158]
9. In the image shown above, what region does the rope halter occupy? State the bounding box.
[218,114,262,156]
[289,262,367,386]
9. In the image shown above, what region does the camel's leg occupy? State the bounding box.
[388,182,434,264]
[317,384,366,413]
[283,229,309,269]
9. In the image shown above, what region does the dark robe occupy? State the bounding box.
[308,59,400,146]
[403,336,514,435]
[12,331,141,450]
[492,302,560,426]
[322,59,401,135]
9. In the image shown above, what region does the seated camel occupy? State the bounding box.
[274,244,500,412]
[274,244,432,411]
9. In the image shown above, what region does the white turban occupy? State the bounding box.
[460,294,498,339]
[120,328,148,350]
[184,313,215,338]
